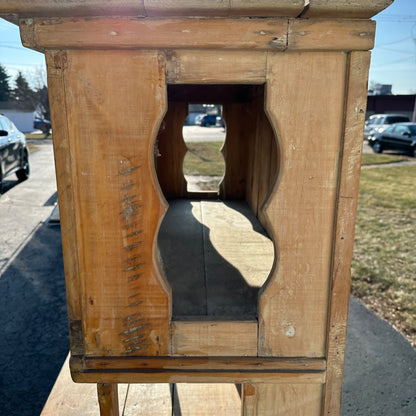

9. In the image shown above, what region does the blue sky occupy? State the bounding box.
[0,0,415,94]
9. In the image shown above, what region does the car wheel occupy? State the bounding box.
[16,150,30,182]
[373,141,383,154]
[411,147,416,158]
[0,167,3,195]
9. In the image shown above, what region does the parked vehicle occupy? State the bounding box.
[368,122,416,157]
[0,114,30,193]
[364,114,410,139]
[199,114,225,127]
[33,117,52,137]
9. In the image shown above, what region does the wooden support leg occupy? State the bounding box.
[97,383,119,416]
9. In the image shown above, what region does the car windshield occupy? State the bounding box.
[385,116,409,124]
[0,117,9,132]
[408,125,416,135]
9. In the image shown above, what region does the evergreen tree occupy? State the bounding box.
[11,71,37,110]
[0,64,11,102]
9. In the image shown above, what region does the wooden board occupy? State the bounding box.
[323,51,371,415]
[288,18,376,51]
[0,0,304,19]
[46,51,84,355]
[242,383,324,415]
[0,0,392,20]
[123,384,172,416]
[156,101,188,198]
[21,17,374,52]
[46,49,172,358]
[83,356,326,372]
[22,17,288,51]
[305,0,393,18]
[166,50,267,85]
[171,321,258,356]
[259,51,347,357]
[173,383,241,415]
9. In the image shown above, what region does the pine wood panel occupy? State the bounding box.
[83,356,326,372]
[60,50,171,357]
[123,384,172,416]
[288,19,375,51]
[242,384,323,415]
[244,89,278,223]
[229,0,304,16]
[21,17,375,53]
[245,95,262,215]
[72,370,325,385]
[0,1,146,17]
[1,0,393,19]
[259,51,347,357]
[166,50,267,85]
[23,17,288,51]
[173,384,241,415]
[156,101,188,198]
[143,0,230,17]
[0,0,304,18]
[170,321,258,356]
[255,100,278,224]
[46,51,84,355]
[323,51,371,416]
[305,0,393,18]
[221,103,252,199]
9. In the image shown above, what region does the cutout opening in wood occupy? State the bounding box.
[156,84,278,321]
[182,103,226,194]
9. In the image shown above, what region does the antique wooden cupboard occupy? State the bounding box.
[1,1,393,414]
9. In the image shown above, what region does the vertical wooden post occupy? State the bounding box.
[97,383,119,416]
[323,51,371,415]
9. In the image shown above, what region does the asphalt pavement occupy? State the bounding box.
[0,139,414,415]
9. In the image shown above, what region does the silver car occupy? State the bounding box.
[0,114,30,194]
[364,113,410,139]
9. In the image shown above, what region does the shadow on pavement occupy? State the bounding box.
[0,178,21,196]
[0,221,69,416]
[43,191,58,207]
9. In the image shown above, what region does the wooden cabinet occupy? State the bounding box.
[1,1,393,414]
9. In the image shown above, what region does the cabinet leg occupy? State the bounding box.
[97,383,119,416]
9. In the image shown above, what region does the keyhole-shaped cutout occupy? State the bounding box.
[182,105,226,193]
[156,84,278,320]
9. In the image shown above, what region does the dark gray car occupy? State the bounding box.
[0,114,30,193]
[368,122,416,157]
[364,114,410,139]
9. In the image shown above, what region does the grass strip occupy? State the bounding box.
[361,153,409,166]
[352,164,416,346]
[183,141,225,176]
